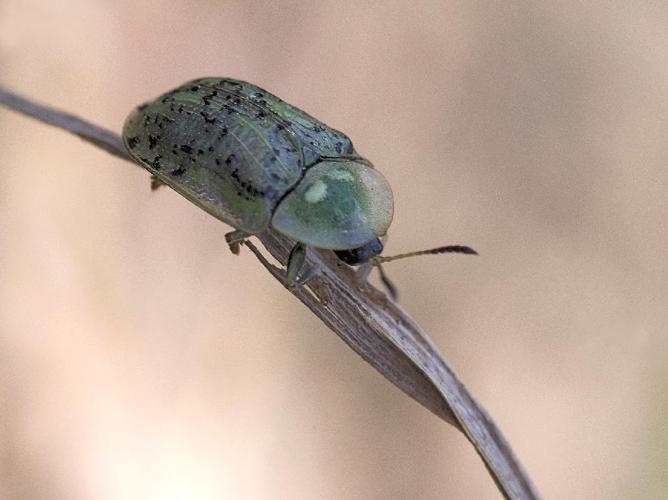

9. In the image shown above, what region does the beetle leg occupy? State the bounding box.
[286,243,307,285]
[291,265,319,288]
[376,263,398,300]
[355,262,398,299]
[150,175,165,191]
[225,230,251,255]
[355,262,373,281]
[285,243,319,289]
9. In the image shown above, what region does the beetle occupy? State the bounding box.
[123,78,475,295]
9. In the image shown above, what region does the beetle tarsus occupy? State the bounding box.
[286,266,319,290]
[150,175,165,191]
[284,243,320,290]
[286,243,307,285]
[225,229,251,255]
[228,241,242,255]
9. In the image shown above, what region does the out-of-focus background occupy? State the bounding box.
[1,1,666,498]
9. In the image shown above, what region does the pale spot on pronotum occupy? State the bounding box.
[304,180,328,203]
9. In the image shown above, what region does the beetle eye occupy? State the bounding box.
[334,238,384,265]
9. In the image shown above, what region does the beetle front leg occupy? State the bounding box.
[225,230,252,255]
[286,243,318,289]
[355,262,373,282]
[355,262,397,299]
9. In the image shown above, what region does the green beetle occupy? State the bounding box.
[123,78,474,292]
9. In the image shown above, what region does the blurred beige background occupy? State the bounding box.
[1,1,667,498]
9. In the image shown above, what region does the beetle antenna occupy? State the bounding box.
[376,263,398,300]
[371,245,478,265]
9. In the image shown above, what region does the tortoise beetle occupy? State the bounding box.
[123,78,475,295]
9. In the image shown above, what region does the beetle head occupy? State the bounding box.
[334,238,384,265]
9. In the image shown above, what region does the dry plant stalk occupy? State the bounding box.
[0,85,540,500]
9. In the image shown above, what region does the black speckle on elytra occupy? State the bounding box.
[202,91,218,105]
[152,155,162,170]
[171,166,186,176]
[208,146,215,152]
[127,136,139,149]
[225,154,235,166]
[200,112,216,124]
[197,149,204,156]
[180,145,193,154]
[190,86,200,92]
[230,166,263,199]
[148,135,158,150]
[215,158,221,166]
[178,105,184,114]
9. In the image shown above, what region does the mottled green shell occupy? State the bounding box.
[123,77,394,249]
